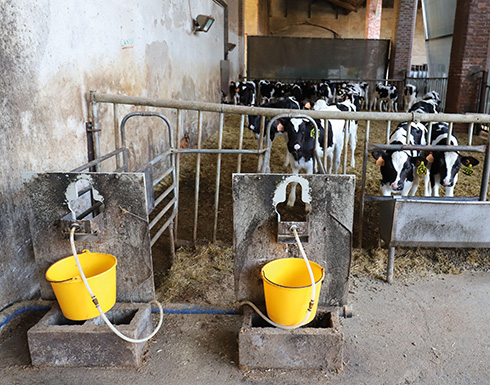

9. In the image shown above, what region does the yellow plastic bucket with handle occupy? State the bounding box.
[261,258,324,326]
[45,249,117,321]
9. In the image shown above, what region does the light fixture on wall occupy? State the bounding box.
[193,15,215,33]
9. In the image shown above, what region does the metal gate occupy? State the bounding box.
[84,92,490,256]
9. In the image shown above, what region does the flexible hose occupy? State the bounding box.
[239,225,317,330]
[69,225,164,343]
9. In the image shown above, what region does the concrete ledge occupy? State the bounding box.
[27,302,152,367]
[238,307,343,371]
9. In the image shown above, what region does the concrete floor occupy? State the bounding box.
[1,271,489,385]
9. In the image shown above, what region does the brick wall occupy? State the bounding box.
[388,0,418,78]
[446,0,490,113]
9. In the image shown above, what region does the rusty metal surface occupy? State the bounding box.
[233,174,355,307]
[22,172,154,302]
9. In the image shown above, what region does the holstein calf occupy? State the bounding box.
[403,84,418,111]
[312,99,345,174]
[372,122,429,196]
[335,91,360,167]
[247,96,300,142]
[281,117,331,207]
[237,81,257,106]
[409,99,440,114]
[426,122,479,197]
[259,80,275,104]
[371,83,398,112]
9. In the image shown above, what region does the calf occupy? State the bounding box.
[335,91,360,167]
[372,121,429,196]
[237,81,257,106]
[403,84,418,111]
[371,83,398,112]
[426,122,479,197]
[409,99,440,114]
[247,96,300,141]
[259,80,275,104]
[312,99,345,174]
[282,117,331,207]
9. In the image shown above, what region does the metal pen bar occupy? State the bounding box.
[213,113,225,243]
[367,143,487,153]
[153,183,177,208]
[193,111,203,244]
[359,119,371,248]
[174,109,183,242]
[71,148,126,172]
[149,196,177,230]
[150,211,177,247]
[237,114,245,173]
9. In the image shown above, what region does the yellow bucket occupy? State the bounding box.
[261,258,324,326]
[45,249,117,321]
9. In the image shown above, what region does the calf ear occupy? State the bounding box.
[426,152,434,163]
[372,150,385,166]
[277,122,284,132]
[461,156,479,167]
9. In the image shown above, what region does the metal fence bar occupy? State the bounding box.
[213,113,225,243]
[193,111,203,244]
[237,114,245,173]
[359,119,371,248]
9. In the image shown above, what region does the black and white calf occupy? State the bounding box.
[312,99,345,174]
[247,96,300,141]
[403,84,418,111]
[237,81,257,106]
[409,99,440,114]
[259,80,275,104]
[371,83,399,112]
[426,122,479,197]
[281,117,331,207]
[372,122,429,196]
[335,91,360,167]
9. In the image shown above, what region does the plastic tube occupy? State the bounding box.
[239,225,317,330]
[69,225,164,343]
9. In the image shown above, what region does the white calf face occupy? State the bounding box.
[389,151,411,191]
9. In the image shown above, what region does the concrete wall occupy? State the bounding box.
[244,1,427,68]
[0,0,240,309]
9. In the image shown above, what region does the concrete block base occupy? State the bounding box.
[27,302,153,367]
[238,307,343,371]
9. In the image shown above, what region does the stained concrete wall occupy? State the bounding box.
[0,0,241,309]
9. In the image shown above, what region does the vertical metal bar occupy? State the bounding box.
[343,120,349,175]
[237,114,245,173]
[406,121,412,144]
[385,120,391,143]
[257,115,266,172]
[90,92,102,172]
[359,119,371,248]
[448,122,454,143]
[468,122,474,146]
[113,103,121,170]
[387,247,395,284]
[193,111,203,243]
[174,109,183,243]
[323,119,329,172]
[427,122,433,144]
[479,132,490,201]
[213,113,225,243]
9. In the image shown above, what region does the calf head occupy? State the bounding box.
[373,149,425,193]
[429,152,479,187]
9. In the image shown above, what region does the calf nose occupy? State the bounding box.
[391,182,402,191]
[294,144,301,151]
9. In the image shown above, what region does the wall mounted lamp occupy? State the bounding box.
[193,15,215,33]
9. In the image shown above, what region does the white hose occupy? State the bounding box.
[69,225,164,343]
[239,225,317,330]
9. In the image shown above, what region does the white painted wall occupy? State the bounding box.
[0,0,240,308]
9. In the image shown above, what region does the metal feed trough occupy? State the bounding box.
[380,197,490,283]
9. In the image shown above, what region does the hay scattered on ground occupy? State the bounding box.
[155,243,234,305]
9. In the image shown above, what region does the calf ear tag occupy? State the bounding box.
[310,128,316,138]
[417,161,427,175]
[462,164,473,176]
[376,156,384,167]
